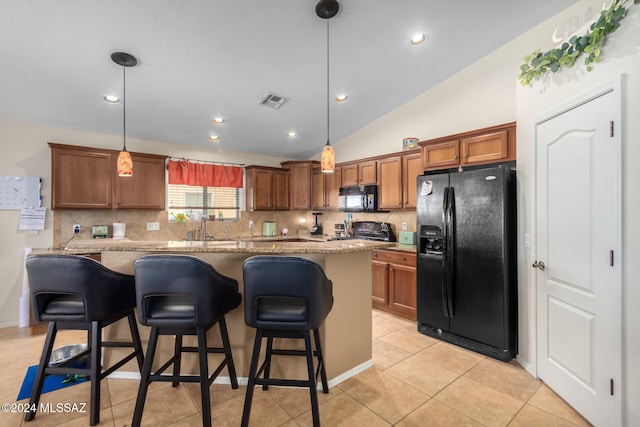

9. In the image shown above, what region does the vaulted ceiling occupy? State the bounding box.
[0,1,578,159]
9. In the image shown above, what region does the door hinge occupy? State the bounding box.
[610,250,614,267]
[610,378,614,396]
[610,121,614,137]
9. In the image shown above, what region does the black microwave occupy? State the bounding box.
[338,185,380,212]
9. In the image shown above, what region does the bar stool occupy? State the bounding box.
[132,255,241,427]
[25,254,144,426]
[241,256,333,427]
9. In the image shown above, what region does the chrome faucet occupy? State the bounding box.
[200,216,208,241]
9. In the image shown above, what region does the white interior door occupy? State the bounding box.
[535,87,621,426]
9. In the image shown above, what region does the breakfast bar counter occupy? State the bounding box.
[50,238,393,387]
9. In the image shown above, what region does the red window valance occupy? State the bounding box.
[168,160,243,188]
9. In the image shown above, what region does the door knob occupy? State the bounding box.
[532,261,545,271]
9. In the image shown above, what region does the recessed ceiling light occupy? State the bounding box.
[209,135,220,142]
[287,131,298,138]
[336,94,348,102]
[212,117,224,124]
[102,95,121,104]
[410,33,426,46]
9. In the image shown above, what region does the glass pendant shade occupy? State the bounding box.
[111,52,137,178]
[117,150,133,177]
[321,142,335,173]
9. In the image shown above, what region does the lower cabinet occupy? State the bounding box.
[371,249,416,320]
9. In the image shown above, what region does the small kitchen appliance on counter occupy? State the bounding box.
[262,221,276,237]
[112,223,126,239]
[91,225,108,239]
[310,213,323,235]
[328,221,396,242]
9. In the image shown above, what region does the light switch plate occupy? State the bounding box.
[147,222,160,231]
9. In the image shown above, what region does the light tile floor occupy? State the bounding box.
[0,310,591,426]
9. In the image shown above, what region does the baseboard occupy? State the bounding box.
[107,358,376,390]
[0,320,19,329]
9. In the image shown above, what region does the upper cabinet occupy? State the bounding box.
[420,122,516,171]
[282,161,318,210]
[311,165,341,210]
[376,150,422,210]
[402,152,423,209]
[341,160,377,186]
[115,153,167,209]
[49,143,166,210]
[245,165,289,211]
[377,156,403,210]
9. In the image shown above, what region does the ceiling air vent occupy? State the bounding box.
[258,92,289,109]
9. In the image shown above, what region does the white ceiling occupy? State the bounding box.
[0,0,578,160]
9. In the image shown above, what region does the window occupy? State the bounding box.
[168,184,239,221]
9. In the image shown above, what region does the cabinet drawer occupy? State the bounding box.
[372,250,416,266]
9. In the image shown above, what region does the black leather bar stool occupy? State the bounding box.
[132,255,241,427]
[241,256,333,427]
[25,254,144,426]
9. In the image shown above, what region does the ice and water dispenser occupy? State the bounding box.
[419,225,443,255]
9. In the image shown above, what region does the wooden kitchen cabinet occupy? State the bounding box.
[115,153,166,209]
[312,165,341,210]
[50,143,166,210]
[371,249,417,320]
[377,150,421,210]
[341,160,377,186]
[283,161,315,210]
[420,122,515,171]
[245,165,289,211]
[274,169,290,211]
[51,144,113,209]
[378,156,402,210]
[402,151,423,209]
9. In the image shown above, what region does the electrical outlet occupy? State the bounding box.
[147,222,160,231]
[72,224,81,234]
[401,222,408,231]
[248,220,254,229]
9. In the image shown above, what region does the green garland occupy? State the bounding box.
[518,0,638,86]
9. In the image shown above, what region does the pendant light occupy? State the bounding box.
[316,0,339,173]
[111,52,137,177]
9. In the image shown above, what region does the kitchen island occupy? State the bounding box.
[55,238,393,387]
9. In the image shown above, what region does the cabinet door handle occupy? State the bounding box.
[390,267,394,272]
[464,154,469,158]
[454,155,458,160]
[402,256,406,261]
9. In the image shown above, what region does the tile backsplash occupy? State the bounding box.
[52,209,416,246]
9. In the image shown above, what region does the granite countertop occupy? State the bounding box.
[58,237,395,255]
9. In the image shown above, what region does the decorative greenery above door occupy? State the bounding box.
[518,0,639,86]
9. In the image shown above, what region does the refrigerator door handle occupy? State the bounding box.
[445,187,455,317]
[441,187,451,318]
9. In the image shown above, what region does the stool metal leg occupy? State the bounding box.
[172,334,183,387]
[24,321,58,422]
[197,327,212,427]
[89,321,102,426]
[304,330,321,427]
[262,336,274,391]
[132,326,159,427]
[241,328,264,427]
[127,311,145,371]
[313,329,329,393]
[218,316,238,389]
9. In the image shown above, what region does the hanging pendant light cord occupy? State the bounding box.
[326,18,330,145]
[122,65,127,152]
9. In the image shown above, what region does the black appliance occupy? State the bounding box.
[416,165,517,361]
[329,221,396,242]
[311,213,323,235]
[338,185,381,212]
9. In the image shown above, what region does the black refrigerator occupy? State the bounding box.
[416,164,517,361]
